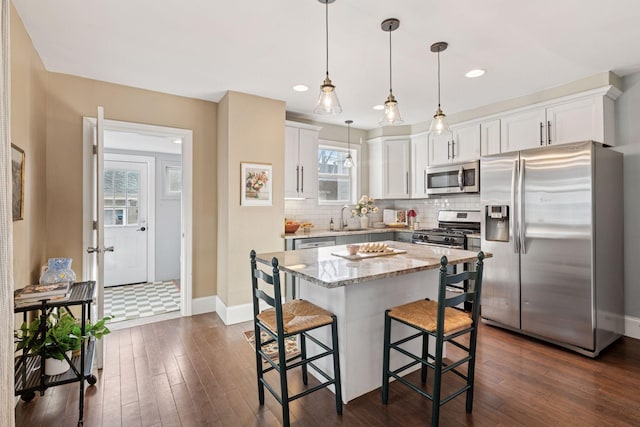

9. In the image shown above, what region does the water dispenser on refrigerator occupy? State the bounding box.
[485,205,509,242]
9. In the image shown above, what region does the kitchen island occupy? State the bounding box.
[255,241,488,403]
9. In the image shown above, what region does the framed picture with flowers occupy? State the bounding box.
[241,162,272,206]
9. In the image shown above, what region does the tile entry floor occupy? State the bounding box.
[104,280,180,323]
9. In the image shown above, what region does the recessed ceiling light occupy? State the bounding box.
[465,69,485,78]
[373,105,384,110]
[293,84,309,92]
[172,138,182,144]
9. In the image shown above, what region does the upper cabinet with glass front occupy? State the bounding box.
[285,122,321,199]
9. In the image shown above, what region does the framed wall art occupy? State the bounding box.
[241,162,272,207]
[11,143,25,221]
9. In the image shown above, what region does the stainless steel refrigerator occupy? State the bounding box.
[480,141,624,357]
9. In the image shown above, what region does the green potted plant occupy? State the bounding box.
[15,308,111,376]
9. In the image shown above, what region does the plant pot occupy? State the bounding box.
[360,216,369,229]
[45,350,72,376]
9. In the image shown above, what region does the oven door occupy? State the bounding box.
[426,161,479,195]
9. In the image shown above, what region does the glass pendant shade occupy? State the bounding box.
[344,119,355,168]
[314,0,341,115]
[379,93,403,125]
[429,107,449,135]
[344,154,354,168]
[315,75,342,114]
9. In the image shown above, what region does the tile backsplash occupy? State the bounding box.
[285,195,480,230]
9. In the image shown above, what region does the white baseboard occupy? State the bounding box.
[214,296,253,325]
[625,315,640,340]
[192,295,217,315]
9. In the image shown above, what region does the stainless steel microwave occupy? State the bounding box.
[426,160,480,195]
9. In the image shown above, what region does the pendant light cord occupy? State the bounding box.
[347,123,351,150]
[388,23,393,94]
[325,0,329,77]
[437,49,441,108]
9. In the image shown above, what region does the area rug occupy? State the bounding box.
[243,330,300,362]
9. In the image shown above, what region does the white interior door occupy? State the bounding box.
[103,158,149,286]
[82,106,107,368]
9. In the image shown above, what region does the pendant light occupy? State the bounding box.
[379,18,403,125]
[314,0,342,115]
[429,41,450,135]
[344,120,355,168]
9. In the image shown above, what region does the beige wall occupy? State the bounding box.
[10,3,48,288]
[217,91,285,306]
[46,73,218,298]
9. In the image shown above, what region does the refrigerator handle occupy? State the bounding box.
[511,159,519,253]
[519,158,526,254]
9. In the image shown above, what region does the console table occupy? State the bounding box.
[14,281,97,426]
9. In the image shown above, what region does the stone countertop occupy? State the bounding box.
[283,227,413,240]
[467,233,481,239]
[255,241,490,289]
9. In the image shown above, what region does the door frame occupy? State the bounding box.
[82,118,193,317]
[104,152,156,285]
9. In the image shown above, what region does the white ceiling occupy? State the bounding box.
[12,0,640,130]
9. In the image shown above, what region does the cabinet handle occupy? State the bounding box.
[406,172,409,193]
[447,141,451,159]
[452,139,456,159]
[300,165,304,193]
[423,170,427,194]
[296,165,300,193]
[539,122,544,146]
[547,120,552,144]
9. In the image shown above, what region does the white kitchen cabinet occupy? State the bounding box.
[480,119,501,156]
[500,108,546,153]
[500,91,617,153]
[546,96,601,145]
[285,122,321,199]
[410,133,429,198]
[368,137,411,199]
[428,123,480,166]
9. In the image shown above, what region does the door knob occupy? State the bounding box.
[137,227,146,231]
[87,247,100,254]
[104,246,114,252]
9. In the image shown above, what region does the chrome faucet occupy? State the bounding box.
[340,205,350,230]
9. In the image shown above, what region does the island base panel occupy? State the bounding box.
[298,268,442,403]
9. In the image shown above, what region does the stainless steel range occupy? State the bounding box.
[412,210,481,249]
[413,210,481,312]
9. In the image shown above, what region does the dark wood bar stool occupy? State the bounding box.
[382,252,485,427]
[249,250,342,427]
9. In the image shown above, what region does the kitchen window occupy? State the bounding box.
[317,141,358,204]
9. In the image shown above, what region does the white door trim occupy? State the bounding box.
[82,118,193,317]
[104,152,156,284]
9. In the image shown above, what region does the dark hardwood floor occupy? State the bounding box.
[15,313,640,426]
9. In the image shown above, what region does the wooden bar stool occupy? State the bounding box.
[250,250,342,427]
[382,252,485,427]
